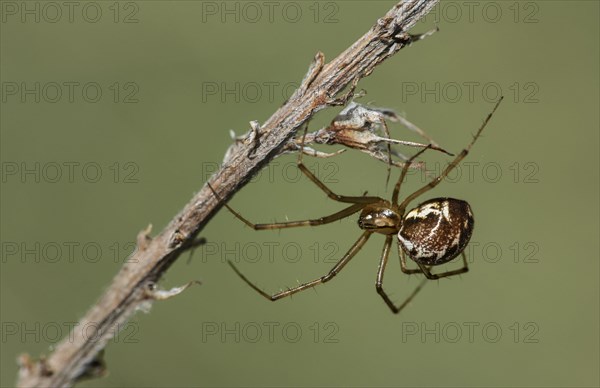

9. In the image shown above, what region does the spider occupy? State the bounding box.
[210,97,503,313]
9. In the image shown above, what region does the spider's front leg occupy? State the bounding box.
[209,181,366,231]
[295,122,382,205]
[398,97,503,212]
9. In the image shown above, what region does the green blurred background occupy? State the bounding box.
[1,1,598,387]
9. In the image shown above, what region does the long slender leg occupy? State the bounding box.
[417,252,469,280]
[232,202,364,230]
[208,183,367,230]
[296,163,383,204]
[398,97,504,213]
[297,123,383,205]
[376,236,428,314]
[392,145,432,206]
[380,119,393,187]
[395,114,441,149]
[229,231,371,301]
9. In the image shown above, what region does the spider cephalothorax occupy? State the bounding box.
[357,203,401,234]
[211,97,502,314]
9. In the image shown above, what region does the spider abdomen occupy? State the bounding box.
[398,198,474,266]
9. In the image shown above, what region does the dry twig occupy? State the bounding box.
[16,1,439,386]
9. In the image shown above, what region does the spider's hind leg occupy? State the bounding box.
[376,236,428,314]
[417,252,469,280]
[398,245,426,275]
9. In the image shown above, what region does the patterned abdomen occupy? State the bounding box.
[398,198,474,266]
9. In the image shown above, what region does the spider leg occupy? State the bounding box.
[395,113,441,149]
[208,183,366,230]
[297,122,382,205]
[398,97,503,213]
[383,113,453,190]
[392,145,432,206]
[379,118,393,188]
[229,231,372,301]
[398,241,425,275]
[417,252,469,280]
[376,236,428,314]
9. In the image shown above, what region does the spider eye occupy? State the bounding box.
[398,198,474,266]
